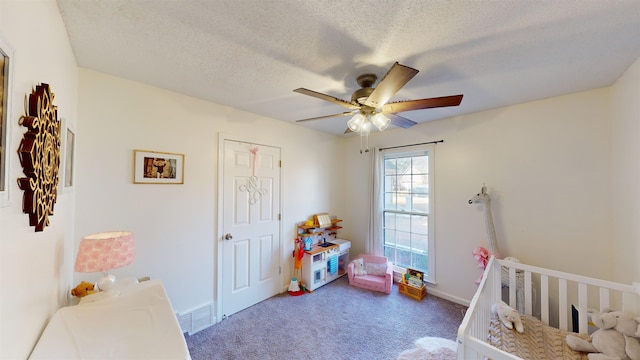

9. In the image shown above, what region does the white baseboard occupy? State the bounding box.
[424,286,471,307]
[393,269,470,307]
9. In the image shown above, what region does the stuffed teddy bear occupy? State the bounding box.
[492,300,524,333]
[566,308,640,360]
[352,258,367,276]
[71,281,96,298]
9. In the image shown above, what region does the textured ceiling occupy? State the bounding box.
[56,0,640,135]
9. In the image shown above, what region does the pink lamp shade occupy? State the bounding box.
[74,231,135,290]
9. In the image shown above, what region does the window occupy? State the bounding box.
[381,145,435,282]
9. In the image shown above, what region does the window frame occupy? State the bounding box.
[380,144,435,284]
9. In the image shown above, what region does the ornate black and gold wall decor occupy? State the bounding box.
[17,83,60,232]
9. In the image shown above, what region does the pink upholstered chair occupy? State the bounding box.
[347,254,393,294]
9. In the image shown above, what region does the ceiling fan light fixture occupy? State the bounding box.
[347,113,366,132]
[371,113,390,131]
[360,119,371,134]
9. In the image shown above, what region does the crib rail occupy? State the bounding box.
[457,256,521,360]
[457,256,640,360]
[500,258,640,333]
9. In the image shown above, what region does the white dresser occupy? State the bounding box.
[29,279,190,359]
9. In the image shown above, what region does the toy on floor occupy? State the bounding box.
[468,184,500,256]
[469,185,501,285]
[469,184,522,284]
[289,238,305,296]
[566,308,640,360]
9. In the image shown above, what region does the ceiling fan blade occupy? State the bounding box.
[295,111,357,123]
[364,62,418,108]
[387,114,417,129]
[294,88,360,110]
[382,94,464,113]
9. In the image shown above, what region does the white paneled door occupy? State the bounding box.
[222,140,281,318]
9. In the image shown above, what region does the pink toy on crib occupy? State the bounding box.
[472,246,500,284]
[472,246,489,269]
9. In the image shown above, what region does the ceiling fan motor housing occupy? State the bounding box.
[356,73,377,88]
[351,86,374,104]
[352,73,377,104]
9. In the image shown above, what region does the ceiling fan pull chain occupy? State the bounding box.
[359,130,370,154]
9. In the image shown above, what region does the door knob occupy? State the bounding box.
[224,233,233,240]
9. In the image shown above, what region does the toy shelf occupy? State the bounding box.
[297,218,342,237]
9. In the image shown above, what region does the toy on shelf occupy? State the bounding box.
[296,213,343,240]
[399,268,426,300]
[405,268,424,287]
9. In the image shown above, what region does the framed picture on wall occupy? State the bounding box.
[64,126,75,188]
[0,37,13,205]
[133,150,184,184]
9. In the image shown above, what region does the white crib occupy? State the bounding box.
[457,256,640,359]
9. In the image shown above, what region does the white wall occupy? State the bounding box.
[344,87,616,303]
[1,2,637,357]
[0,1,78,358]
[74,69,346,314]
[611,57,640,283]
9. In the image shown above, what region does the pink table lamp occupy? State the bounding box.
[74,231,135,291]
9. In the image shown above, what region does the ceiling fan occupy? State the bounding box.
[293,62,464,135]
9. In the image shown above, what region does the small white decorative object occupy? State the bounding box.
[239,176,267,204]
[239,146,268,205]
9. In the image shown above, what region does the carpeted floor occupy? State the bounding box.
[397,337,458,360]
[185,276,467,359]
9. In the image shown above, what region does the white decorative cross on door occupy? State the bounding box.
[239,145,268,205]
